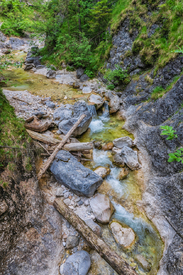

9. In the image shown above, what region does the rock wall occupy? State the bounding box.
[107,18,183,275]
[0,145,64,275]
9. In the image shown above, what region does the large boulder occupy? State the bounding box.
[53,101,92,137]
[110,222,136,248]
[60,250,91,275]
[50,150,103,197]
[109,94,120,114]
[120,146,141,170]
[113,136,134,149]
[89,94,104,110]
[90,194,114,224]
[8,37,25,49]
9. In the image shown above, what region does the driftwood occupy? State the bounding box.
[37,114,86,180]
[27,129,92,152]
[25,116,54,133]
[26,129,61,144]
[64,142,93,151]
[54,198,138,275]
[12,96,30,105]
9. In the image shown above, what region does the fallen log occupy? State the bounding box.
[54,198,138,275]
[25,116,54,133]
[12,96,30,105]
[37,114,86,180]
[26,130,92,152]
[64,142,93,151]
[26,129,62,144]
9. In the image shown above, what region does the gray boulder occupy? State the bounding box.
[9,37,25,49]
[45,100,55,109]
[109,94,120,114]
[80,74,89,82]
[60,250,91,275]
[120,146,141,170]
[76,68,84,79]
[66,235,80,249]
[0,31,6,42]
[89,94,104,110]
[46,69,56,79]
[113,136,134,148]
[54,101,92,137]
[50,150,103,197]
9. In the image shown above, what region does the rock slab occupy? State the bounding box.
[120,146,141,170]
[90,193,114,224]
[50,150,103,197]
[110,222,136,248]
[113,137,134,149]
[60,250,91,275]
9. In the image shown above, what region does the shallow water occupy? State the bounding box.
[79,114,164,274]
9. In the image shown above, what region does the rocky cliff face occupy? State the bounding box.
[107,17,183,275]
[0,146,64,275]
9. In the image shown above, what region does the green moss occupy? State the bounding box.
[0,88,29,169]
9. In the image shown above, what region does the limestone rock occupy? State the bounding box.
[113,137,134,149]
[120,146,141,170]
[56,187,64,197]
[50,150,103,197]
[80,74,89,82]
[53,101,92,137]
[66,235,80,249]
[90,194,114,224]
[135,255,151,271]
[0,200,8,216]
[110,222,136,248]
[45,100,55,109]
[94,167,110,179]
[117,168,129,180]
[60,250,91,275]
[112,153,125,167]
[46,69,56,79]
[76,68,84,79]
[89,94,104,110]
[109,94,120,114]
[82,86,92,94]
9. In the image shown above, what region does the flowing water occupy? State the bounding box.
[4,52,164,275]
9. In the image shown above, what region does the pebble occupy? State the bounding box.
[78,200,84,206]
[63,198,71,205]
[66,221,71,228]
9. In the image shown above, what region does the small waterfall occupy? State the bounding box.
[87,104,97,117]
[100,101,110,122]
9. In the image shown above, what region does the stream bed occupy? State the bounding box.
[2,50,164,275]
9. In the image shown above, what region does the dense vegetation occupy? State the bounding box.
[0,0,182,76]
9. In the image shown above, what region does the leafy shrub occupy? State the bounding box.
[160,125,178,140]
[104,65,129,87]
[151,86,164,100]
[107,84,115,90]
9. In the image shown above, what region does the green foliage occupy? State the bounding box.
[151,86,164,100]
[160,125,178,140]
[0,88,28,169]
[104,65,129,86]
[0,0,44,36]
[172,46,183,54]
[107,84,115,90]
[168,148,183,163]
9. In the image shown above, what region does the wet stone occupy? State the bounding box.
[113,136,134,149]
[135,255,151,271]
[66,235,80,249]
[110,222,136,248]
[60,250,91,275]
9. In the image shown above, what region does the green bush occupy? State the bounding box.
[104,65,129,86]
